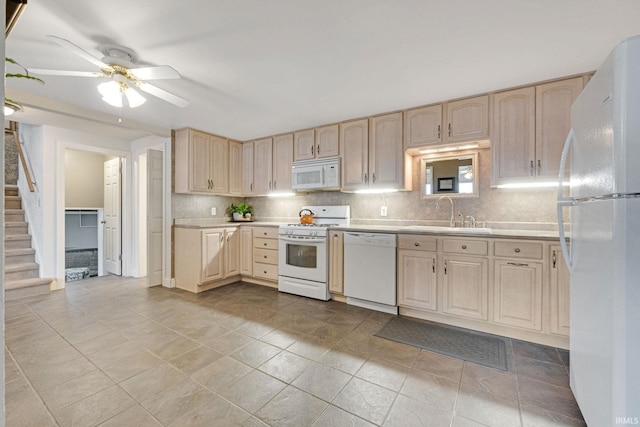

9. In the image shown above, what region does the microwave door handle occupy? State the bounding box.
[321,166,325,186]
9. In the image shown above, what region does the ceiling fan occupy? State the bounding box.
[29,35,189,108]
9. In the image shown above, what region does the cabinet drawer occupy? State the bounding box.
[442,238,488,256]
[253,227,279,239]
[495,241,543,259]
[254,237,278,250]
[253,263,278,281]
[254,248,278,265]
[398,234,437,251]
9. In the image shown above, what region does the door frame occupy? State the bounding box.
[56,142,132,288]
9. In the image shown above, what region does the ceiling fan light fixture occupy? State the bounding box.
[98,80,123,107]
[4,100,23,116]
[124,87,146,108]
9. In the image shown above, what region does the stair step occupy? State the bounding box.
[5,196,21,209]
[5,185,19,197]
[4,222,28,235]
[5,248,36,265]
[5,278,53,301]
[4,262,40,281]
[5,209,25,222]
[4,235,32,249]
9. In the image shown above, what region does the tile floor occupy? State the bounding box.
[4,276,586,426]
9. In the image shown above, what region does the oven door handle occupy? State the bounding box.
[279,235,326,244]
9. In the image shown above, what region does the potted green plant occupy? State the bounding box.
[229,203,253,220]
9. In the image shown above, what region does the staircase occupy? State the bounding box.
[4,185,54,300]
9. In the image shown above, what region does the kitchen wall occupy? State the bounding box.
[173,149,561,230]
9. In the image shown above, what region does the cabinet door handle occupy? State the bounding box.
[437,125,441,139]
[364,173,368,183]
[432,258,435,273]
[220,235,224,242]
[507,262,529,267]
[552,250,557,268]
[274,181,277,190]
[514,248,521,253]
[311,145,314,156]
[372,173,376,183]
[250,183,253,192]
[444,260,448,275]
[317,144,320,155]
[448,123,452,137]
[530,160,534,176]
[537,159,541,175]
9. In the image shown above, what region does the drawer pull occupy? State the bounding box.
[264,270,267,274]
[263,255,267,259]
[264,243,268,246]
[507,262,529,267]
[552,250,557,268]
[432,258,435,273]
[444,260,448,274]
[514,248,521,253]
[263,232,268,235]
[461,245,467,250]
[414,242,420,247]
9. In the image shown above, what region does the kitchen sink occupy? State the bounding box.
[404,225,492,234]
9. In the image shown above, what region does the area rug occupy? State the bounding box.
[375,317,508,371]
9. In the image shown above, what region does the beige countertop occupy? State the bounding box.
[173,220,564,240]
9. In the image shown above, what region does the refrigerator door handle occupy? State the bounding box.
[557,129,575,272]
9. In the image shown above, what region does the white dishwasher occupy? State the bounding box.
[343,232,398,314]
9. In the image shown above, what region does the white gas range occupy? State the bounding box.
[278,205,350,300]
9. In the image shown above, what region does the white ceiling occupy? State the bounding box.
[6,0,640,141]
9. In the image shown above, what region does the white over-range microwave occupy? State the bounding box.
[291,157,340,191]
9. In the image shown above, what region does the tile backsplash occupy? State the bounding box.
[172,149,563,231]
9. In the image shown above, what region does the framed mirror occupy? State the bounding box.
[420,151,479,198]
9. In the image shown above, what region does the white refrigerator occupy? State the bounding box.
[557,35,640,427]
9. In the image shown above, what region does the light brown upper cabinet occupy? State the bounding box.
[341,113,411,192]
[492,77,583,185]
[174,128,229,194]
[246,134,294,195]
[404,96,489,153]
[228,140,243,196]
[293,125,339,162]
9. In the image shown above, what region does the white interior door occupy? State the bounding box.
[147,150,164,287]
[104,158,122,275]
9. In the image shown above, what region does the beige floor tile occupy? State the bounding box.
[191,355,253,392]
[259,327,302,349]
[85,339,144,368]
[313,404,376,427]
[400,369,459,410]
[144,334,201,361]
[332,331,387,357]
[39,370,114,410]
[258,350,313,383]
[230,340,282,368]
[520,403,586,427]
[292,362,351,401]
[184,323,231,343]
[517,377,582,420]
[512,340,564,365]
[101,350,163,383]
[220,369,287,413]
[515,356,571,388]
[318,347,367,375]
[169,345,224,376]
[373,339,421,368]
[120,364,187,403]
[5,327,60,351]
[461,362,518,402]
[98,404,163,427]
[22,355,97,391]
[384,393,454,426]
[5,377,57,427]
[206,330,255,355]
[332,377,397,425]
[451,415,490,426]
[455,382,522,427]
[413,350,464,383]
[140,378,218,425]
[72,331,128,355]
[355,355,410,392]
[256,385,328,427]
[287,335,333,361]
[236,320,277,338]
[168,394,253,426]
[53,385,136,427]
[57,322,113,345]
[13,341,82,368]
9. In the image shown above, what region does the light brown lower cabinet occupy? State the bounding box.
[329,231,344,294]
[398,249,437,311]
[240,227,253,276]
[493,259,543,331]
[174,226,240,292]
[442,255,489,320]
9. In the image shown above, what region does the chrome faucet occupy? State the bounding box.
[436,196,455,227]
[466,215,476,228]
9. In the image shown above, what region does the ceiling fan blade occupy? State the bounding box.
[46,35,110,70]
[129,65,181,80]
[138,82,189,108]
[28,68,104,78]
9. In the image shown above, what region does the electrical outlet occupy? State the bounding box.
[380,206,388,217]
[211,207,217,216]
